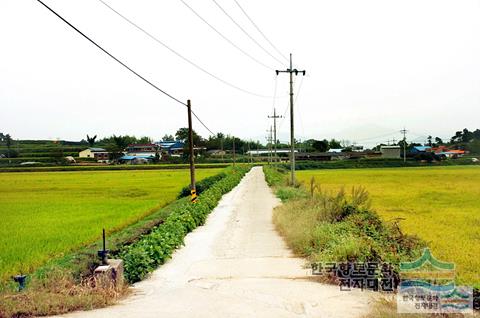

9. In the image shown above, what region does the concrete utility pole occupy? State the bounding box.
[268,108,282,162]
[187,100,197,203]
[232,136,236,168]
[276,53,305,186]
[266,126,273,164]
[220,136,224,162]
[400,128,408,163]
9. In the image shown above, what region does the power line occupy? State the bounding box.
[192,110,215,135]
[354,131,399,142]
[36,0,215,136]
[98,0,273,99]
[271,75,278,113]
[296,98,306,141]
[180,0,275,72]
[37,0,184,105]
[233,0,288,63]
[278,75,304,130]
[211,0,285,66]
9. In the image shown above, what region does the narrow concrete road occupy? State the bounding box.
[60,167,372,318]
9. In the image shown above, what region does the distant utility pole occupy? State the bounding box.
[187,100,197,203]
[400,128,408,163]
[276,53,306,185]
[268,108,282,162]
[247,140,252,163]
[220,136,224,162]
[266,126,273,164]
[232,136,236,168]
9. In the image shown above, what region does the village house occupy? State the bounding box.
[380,145,401,158]
[432,145,466,158]
[118,143,159,163]
[156,141,185,157]
[125,144,159,156]
[411,145,466,158]
[78,148,109,162]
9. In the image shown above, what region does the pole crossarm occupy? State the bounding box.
[275,69,306,76]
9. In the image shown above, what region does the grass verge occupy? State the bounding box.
[265,166,480,316]
[266,166,424,277]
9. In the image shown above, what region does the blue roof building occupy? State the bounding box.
[411,146,432,153]
[156,141,185,156]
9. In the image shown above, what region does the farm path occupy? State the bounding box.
[58,166,372,318]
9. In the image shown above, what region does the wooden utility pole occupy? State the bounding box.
[276,54,306,185]
[268,108,282,162]
[187,100,197,203]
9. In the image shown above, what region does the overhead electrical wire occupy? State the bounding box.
[98,0,273,99]
[278,76,304,131]
[295,80,307,141]
[211,0,285,67]
[354,132,399,142]
[179,0,275,72]
[271,76,278,113]
[35,0,215,136]
[233,0,288,63]
[191,111,215,135]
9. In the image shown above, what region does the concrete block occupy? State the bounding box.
[93,259,124,289]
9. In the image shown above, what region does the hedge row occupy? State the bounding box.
[0,163,231,172]
[177,172,227,198]
[119,165,250,283]
[282,158,479,170]
[0,157,57,163]
[16,152,78,158]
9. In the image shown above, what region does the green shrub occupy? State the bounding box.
[276,158,479,171]
[177,172,226,198]
[270,167,425,282]
[275,187,307,202]
[120,166,250,283]
[263,166,287,186]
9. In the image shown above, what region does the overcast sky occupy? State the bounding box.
[1,0,479,146]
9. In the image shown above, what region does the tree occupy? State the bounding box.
[473,129,480,140]
[175,128,203,146]
[137,136,153,144]
[312,139,329,152]
[427,135,432,146]
[435,137,443,145]
[86,134,97,147]
[5,134,12,158]
[329,139,342,149]
[162,134,174,141]
[450,130,463,144]
[175,128,189,142]
[107,135,129,161]
[461,128,473,142]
